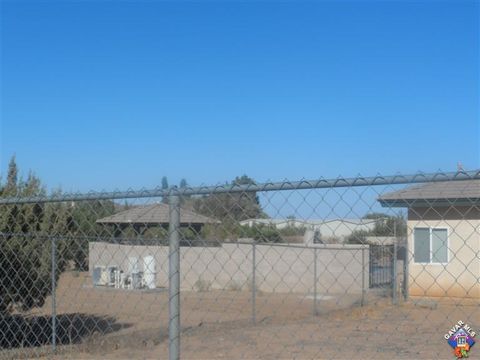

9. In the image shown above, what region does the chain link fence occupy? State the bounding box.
[0,171,479,359]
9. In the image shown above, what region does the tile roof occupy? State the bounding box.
[378,179,480,207]
[96,203,220,225]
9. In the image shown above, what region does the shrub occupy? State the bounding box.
[194,278,212,292]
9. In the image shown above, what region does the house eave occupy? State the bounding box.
[379,199,480,208]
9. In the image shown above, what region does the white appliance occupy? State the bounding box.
[93,266,106,286]
[143,255,156,289]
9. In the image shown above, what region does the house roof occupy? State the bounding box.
[378,179,480,207]
[96,203,220,225]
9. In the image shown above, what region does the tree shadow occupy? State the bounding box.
[0,313,131,349]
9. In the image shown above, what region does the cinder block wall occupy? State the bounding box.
[89,242,369,294]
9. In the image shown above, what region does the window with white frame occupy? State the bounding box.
[414,227,449,264]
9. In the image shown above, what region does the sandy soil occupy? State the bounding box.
[2,271,479,359]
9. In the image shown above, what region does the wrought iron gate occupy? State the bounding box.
[369,244,394,288]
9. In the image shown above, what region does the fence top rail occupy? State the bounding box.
[88,239,368,250]
[0,170,479,205]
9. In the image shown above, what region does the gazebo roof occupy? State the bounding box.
[96,203,220,225]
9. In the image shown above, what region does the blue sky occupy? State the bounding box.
[1,0,479,192]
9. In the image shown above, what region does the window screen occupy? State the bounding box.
[414,228,430,263]
[432,228,448,263]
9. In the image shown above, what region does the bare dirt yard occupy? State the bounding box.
[2,271,479,359]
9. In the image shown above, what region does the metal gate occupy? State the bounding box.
[369,244,394,288]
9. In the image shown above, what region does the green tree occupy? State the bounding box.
[0,158,56,312]
[161,176,169,190]
[0,156,115,313]
[68,200,115,270]
[193,175,266,223]
[363,213,407,237]
[238,224,283,243]
[3,156,18,196]
[346,213,407,244]
[161,176,169,203]
[179,178,187,189]
[179,178,191,205]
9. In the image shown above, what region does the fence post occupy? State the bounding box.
[313,247,317,316]
[392,222,398,305]
[361,246,365,306]
[168,194,181,360]
[251,242,256,324]
[403,235,409,301]
[393,237,398,305]
[51,236,57,352]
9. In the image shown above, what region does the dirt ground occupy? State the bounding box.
[2,271,479,359]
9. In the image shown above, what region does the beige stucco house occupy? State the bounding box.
[379,179,480,298]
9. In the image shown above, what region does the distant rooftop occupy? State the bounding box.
[239,218,377,225]
[96,203,220,225]
[379,179,480,207]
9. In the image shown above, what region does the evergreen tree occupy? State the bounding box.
[161,176,169,203]
[68,200,115,270]
[161,176,169,190]
[0,160,51,312]
[0,156,115,312]
[3,155,18,196]
[179,178,190,204]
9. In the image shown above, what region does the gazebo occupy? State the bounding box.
[96,202,220,238]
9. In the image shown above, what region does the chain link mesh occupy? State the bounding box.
[0,171,479,359]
